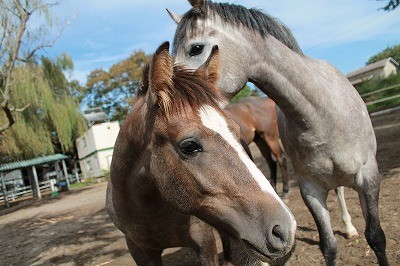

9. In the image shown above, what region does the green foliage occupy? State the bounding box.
[84,50,151,122]
[378,0,400,11]
[230,85,260,103]
[367,44,400,65]
[0,57,87,163]
[357,73,400,113]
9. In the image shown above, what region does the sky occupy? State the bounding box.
[46,0,400,84]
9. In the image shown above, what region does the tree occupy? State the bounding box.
[367,44,400,65]
[378,0,400,11]
[0,54,87,163]
[230,84,260,103]
[84,51,151,122]
[0,0,62,134]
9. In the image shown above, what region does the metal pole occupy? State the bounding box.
[1,172,9,208]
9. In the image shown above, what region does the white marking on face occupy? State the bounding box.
[199,105,279,199]
[199,105,296,227]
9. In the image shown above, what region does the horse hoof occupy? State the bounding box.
[346,230,359,239]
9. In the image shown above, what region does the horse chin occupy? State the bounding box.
[240,239,294,264]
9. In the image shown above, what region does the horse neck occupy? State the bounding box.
[111,98,163,209]
[246,34,353,127]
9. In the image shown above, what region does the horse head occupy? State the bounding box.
[169,0,302,97]
[142,41,296,262]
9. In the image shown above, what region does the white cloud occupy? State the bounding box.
[51,0,400,85]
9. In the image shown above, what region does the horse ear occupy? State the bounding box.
[166,9,182,24]
[188,0,205,12]
[147,42,173,112]
[195,45,219,86]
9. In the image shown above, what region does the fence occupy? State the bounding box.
[0,180,56,204]
[361,83,400,115]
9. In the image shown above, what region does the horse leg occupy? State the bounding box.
[355,162,388,265]
[277,139,289,198]
[334,186,358,238]
[189,217,219,266]
[240,138,254,160]
[125,236,162,266]
[220,233,235,266]
[253,134,277,191]
[299,179,337,266]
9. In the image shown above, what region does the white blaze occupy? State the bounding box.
[199,105,280,200]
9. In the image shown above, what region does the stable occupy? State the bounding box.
[0,154,69,208]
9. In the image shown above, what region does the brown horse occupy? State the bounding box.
[224,96,289,198]
[106,42,296,265]
[225,96,359,238]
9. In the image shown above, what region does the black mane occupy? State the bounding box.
[173,1,303,55]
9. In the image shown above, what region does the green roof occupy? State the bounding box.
[0,154,68,172]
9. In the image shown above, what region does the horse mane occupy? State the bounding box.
[173,0,303,55]
[139,63,223,117]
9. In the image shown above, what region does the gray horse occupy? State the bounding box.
[169,1,388,265]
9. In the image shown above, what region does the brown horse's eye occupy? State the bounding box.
[189,44,205,57]
[179,138,203,155]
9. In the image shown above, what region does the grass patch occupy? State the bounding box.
[357,73,400,113]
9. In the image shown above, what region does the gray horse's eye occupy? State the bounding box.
[189,44,205,57]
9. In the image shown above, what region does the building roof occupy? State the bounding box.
[347,57,399,79]
[0,154,68,173]
[84,112,109,125]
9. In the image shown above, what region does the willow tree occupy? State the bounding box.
[0,0,63,133]
[0,55,87,163]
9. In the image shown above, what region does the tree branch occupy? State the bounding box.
[0,104,15,134]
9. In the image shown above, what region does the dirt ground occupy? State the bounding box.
[0,110,399,266]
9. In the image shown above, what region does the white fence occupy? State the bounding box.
[0,180,56,203]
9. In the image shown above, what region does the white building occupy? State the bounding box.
[76,121,120,178]
[347,57,399,88]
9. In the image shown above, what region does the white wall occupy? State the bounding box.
[76,121,120,178]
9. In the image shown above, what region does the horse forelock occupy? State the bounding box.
[173,0,303,55]
[158,65,223,120]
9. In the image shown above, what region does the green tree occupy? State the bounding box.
[367,44,400,65]
[0,55,87,163]
[230,84,260,103]
[1,0,63,133]
[378,0,400,11]
[84,51,151,122]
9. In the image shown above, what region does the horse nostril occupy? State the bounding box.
[267,224,287,253]
[272,225,285,243]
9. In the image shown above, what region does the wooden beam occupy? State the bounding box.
[31,166,41,199]
[61,159,70,187]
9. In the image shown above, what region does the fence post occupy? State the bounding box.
[1,172,9,208]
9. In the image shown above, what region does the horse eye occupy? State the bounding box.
[189,44,205,57]
[179,139,203,155]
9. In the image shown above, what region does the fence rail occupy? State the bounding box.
[0,180,54,203]
[362,83,400,110]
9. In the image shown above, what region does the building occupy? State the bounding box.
[1,154,69,208]
[76,121,120,178]
[347,57,399,88]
